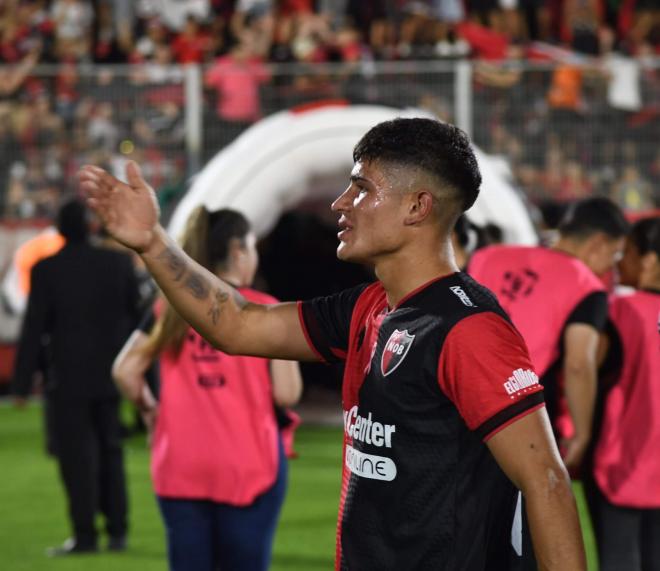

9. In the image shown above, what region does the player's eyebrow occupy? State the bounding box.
[350,175,371,185]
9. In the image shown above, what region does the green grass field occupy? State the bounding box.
[0,402,597,570]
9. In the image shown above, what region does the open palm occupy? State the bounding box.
[79,161,161,253]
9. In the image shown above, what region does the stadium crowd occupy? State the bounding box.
[0,0,658,221]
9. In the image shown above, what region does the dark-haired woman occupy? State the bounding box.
[113,207,302,571]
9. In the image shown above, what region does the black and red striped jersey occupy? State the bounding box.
[298,272,545,570]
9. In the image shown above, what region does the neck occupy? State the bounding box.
[552,237,585,264]
[374,239,459,308]
[639,274,660,292]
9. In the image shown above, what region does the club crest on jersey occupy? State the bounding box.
[381,329,415,377]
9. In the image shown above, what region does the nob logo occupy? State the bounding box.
[380,329,415,377]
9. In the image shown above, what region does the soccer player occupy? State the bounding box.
[590,219,660,571]
[470,198,629,472]
[80,118,586,570]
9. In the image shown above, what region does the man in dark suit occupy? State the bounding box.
[12,198,140,555]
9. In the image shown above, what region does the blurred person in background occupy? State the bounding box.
[470,198,629,569]
[12,198,140,555]
[617,216,660,288]
[51,0,94,61]
[590,218,660,571]
[611,165,655,213]
[113,207,302,571]
[204,30,270,153]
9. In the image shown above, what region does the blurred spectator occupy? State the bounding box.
[171,15,213,63]
[51,0,94,61]
[87,102,120,152]
[133,18,168,61]
[611,165,654,212]
[204,32,270,151]
[157,0,211,31]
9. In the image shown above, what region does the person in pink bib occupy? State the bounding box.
[591,218,660,571]
[470,198,629,473]
[112,207,302,571]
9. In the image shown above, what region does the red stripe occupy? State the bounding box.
[483,403,546,441]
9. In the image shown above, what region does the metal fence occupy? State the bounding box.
[0,58,658,222]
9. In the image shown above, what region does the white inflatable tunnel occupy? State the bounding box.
[169,103,537,244]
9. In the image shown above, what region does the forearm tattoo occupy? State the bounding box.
[156,248,187,281]
[184,271,210,300]
[208,290,230,325]
[157,246,235,325]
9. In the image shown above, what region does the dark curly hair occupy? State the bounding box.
[558,197,629,240]
[352,118,482,212]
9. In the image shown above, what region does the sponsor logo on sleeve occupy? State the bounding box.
[503,368,540,399]
[380,329,415,377]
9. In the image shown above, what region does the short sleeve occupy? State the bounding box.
[137,309,155,334]
[298,283,369,363]
[438,312,545,441]
[565,291,608,330]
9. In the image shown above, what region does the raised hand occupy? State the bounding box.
[79,161,161,253]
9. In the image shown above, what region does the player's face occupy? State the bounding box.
[617,238,642,287]
[591,236,625,277]
[331,160,407,263]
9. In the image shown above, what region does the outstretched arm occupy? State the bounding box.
[487,409,587,571]
[80,162,317,361]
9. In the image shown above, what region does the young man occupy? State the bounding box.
[81,118,586,570]
[591,219,660,571]
[470,198,629,472]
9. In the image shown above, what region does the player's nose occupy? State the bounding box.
[331,186,353,212]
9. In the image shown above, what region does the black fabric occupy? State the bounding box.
[306,273,532,570]
[540,290,608,431]
[590,486,660,571]
[300,283,368,363]
[565,291,608,330]
[137,309,156,333]
[50,395,127,546]
[475,392,545,440]
[13,243,141,399]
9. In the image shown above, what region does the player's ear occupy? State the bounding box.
[403,190,435,226]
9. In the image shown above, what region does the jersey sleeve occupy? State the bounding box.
[297,283,369,363]
[438,312,545,441]
[565,291,608,330]
[137,308,156,334]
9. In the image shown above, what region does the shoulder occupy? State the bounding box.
[440,272,506,318]
[30,256,54,279]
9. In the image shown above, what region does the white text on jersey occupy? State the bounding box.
[343,406,396,448]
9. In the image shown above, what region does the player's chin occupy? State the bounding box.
[336,243,367,264]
